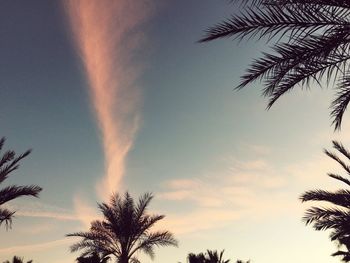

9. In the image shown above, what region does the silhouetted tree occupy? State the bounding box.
[76,252,110,263]
[200,0,350,130]
[187,252,206,263]
[301,141,350,261]
[0,137,42,228]
[67,192,178,263]
[206,250,230,263]
[187,250,234,263]
[2,256,33,263]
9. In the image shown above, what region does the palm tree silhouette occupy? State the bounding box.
[2,256,33,263]
[187,250,234,263]
[206,250,230,263]
[76,252,110,263]
[0,137,42,228]
[200,0,350,129]
[187,252,206,263]
[67,192,178,263]
[301,140,350,261]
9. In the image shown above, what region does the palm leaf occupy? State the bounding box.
[67,192,178,262]
[201,0,350,129]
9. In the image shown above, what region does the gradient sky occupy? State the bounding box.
[0,1,349,262]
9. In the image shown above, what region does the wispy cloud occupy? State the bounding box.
[16,222,56,235]
[157,146,335,235]
[0,238,70,254]
[73,194,100,229]
[244,143,272,156]
[6,201,77,221]
[64,0,152,200]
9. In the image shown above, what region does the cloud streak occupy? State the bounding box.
[0,238,70,254]
[64,0,151,200]
[5,201,78,221]
[157,151,312,235]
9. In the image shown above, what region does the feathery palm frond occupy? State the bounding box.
[0,137,42,228]
[67,192,178,263]
[201,0,350,129]
[301,141,350,261]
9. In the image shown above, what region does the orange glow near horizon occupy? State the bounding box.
[65,0,150,200]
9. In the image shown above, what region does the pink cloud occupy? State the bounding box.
[64,0,152,200]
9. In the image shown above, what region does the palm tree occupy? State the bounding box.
[206,250,230,263]
[0,137,42,228]
[2,256,33,263]
[187,252,206,263]
[187,250,231,263]
[67,192,178,263]
[200,0,350,130]
[76,252,110,263]
[301,140,350,261]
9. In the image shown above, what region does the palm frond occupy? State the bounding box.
[0,207,15,229]
[332,250,350,262]
[67,192,177,262]
[129,230,178,259]
[324,149,350,174]
[200,4,350,43]
[331,75,350,129]
[265,0,350,9]
[237,31,348,89]
[300,142,350,260]
[328,173,350,186]
[0,185,42,205]
[201,0,350,128]
[301,189,350,208]
[135,192,153,221]
[333,140,350,160]
[0,149,31,184]
[302,206,349,225]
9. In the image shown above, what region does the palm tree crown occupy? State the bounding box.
[301,141,350,261]
[76,252,110,263]
[187,250,232,263]
[2,256,33,263]
[67,192,178,263]
[200,0,350,129]
[0,137,42,228]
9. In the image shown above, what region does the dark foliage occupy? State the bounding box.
[76,252,110,263]
[186,249,249,263]
[301,141,350,261]
[2,256,33,263]
[0,137,42,229]
[200,0,350,129]
[67,192,178,263]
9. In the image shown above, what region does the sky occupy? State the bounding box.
[0,0,349,262]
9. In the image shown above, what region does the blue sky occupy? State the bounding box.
[0,0,348,262]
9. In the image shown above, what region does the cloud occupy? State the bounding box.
[158,140,350,236]
[73,194,100,229]
[157,208,242,235]
[16,222,56,235]
[157,149,332,235]
[6,201,77,221]
[245,143,272,156]
[64,0,152,201]
[0,238,70,254]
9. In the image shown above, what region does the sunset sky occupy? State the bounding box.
[0,1,349,262]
